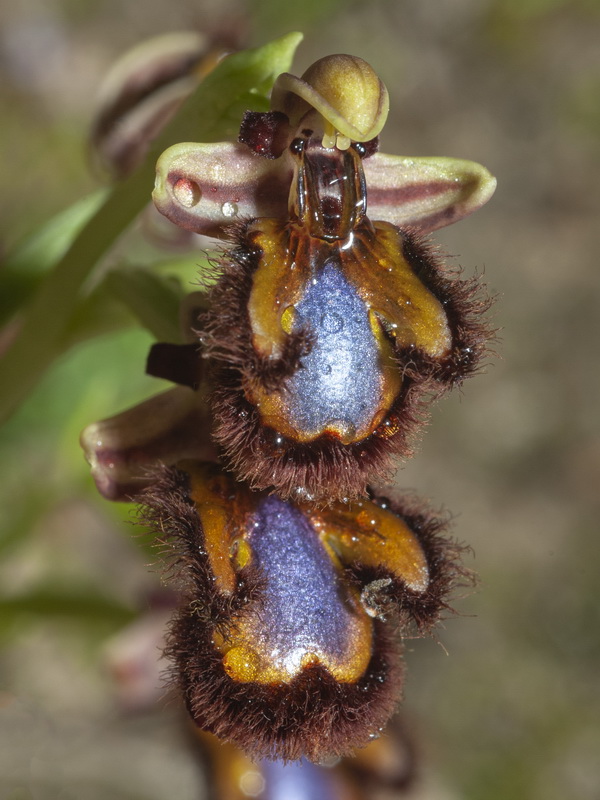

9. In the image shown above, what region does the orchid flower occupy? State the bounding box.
[80,42,491,766]
[82,53,495,502]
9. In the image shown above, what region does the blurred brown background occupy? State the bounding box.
[1,1,599,798]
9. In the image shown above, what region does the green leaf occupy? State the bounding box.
[0,32,303,425]
[0,190,107,325]
[0,489,54,557]
[60,281,137,348]
[102,266,184,343]
[59,257,209,349]
[0,586,136,634]
[184,31,304,142]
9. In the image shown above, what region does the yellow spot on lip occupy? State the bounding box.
[222,645,260,682]
[280,305,296,334]
[230,537,252,570]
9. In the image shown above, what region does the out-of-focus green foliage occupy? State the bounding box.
[0,32,302,423]
[0,191,106,325]
[0,30,303,662]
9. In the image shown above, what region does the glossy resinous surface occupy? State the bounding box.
[287,259,383,441]
[186,462,432,685]
[216,494,372,684]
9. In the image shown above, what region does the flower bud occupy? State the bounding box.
[80,387,215,501]
[91,33,212,177]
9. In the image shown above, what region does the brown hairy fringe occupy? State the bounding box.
[138,464,405,762]
[137,465,263,623]
[209,376,432,502]
[172,612,403,762]
[398,229,496,387]
[349,492,476,634]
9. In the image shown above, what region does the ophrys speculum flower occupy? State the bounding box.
[80,42,492,769]
[143,460,466,762]
[152,54,496,500]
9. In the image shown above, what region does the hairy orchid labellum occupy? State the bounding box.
[141,461,466,762]
[152,55,495,500]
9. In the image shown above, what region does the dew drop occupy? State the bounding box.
[373,413,401,439]
[221,201,238,218]
[173,177,201,208]
[319,755,341,768]
[268,430,285,450]
[320,311,344,333]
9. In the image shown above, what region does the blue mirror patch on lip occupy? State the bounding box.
[259,757,342,800]
[286,259,382,437]
[247,494,362,674]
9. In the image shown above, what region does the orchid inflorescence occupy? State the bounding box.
[82,43,496,769]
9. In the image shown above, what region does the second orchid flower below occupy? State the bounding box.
[142,460,467,762]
